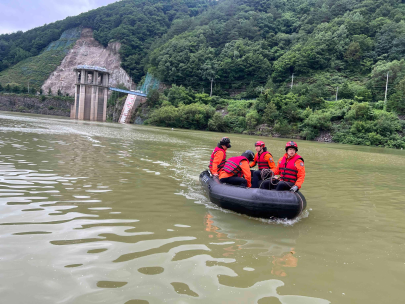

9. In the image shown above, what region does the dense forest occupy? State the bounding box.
[1,0,405,148]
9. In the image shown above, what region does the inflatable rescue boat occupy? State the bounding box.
[199,170,306,219]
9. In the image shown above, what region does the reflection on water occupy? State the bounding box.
[1,112,404,303]
[205,210,299,278]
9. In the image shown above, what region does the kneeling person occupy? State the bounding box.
[219,150,254,188]
[250,141,276,188]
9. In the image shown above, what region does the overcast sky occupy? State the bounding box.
[0,0,118,35]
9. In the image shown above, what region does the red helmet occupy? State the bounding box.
[285,141,298,151]
[255,141,265,147]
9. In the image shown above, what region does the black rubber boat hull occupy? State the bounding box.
[199,171,306,219]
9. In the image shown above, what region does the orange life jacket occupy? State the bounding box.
[223,156,248,177]
[257,151,273,170]
[208,146,226,172]
[279,154,304,183]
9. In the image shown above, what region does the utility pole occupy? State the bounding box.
[384,72,389,110]
[210,78,213,97]
[28,80,29,94]
[291,74,294,90]
[336,86,338,101]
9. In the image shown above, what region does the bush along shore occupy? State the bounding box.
[136,84,405,149]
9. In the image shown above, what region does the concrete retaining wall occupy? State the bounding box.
[0,94,73,117]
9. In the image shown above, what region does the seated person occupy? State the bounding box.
[219,150,254,187]
[250,140,276,188]
[260,141,305,192]
[208,137,231,178]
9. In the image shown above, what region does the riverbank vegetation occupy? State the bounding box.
[142,84,405,148]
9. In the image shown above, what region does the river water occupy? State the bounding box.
[0,112,404,304]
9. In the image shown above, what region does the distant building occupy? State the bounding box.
[71,65,110,121]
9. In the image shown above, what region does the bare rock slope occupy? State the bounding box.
[42,28,135,96]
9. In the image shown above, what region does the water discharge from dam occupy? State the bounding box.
[0,112,403,304]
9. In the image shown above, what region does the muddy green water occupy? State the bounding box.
[0,112,404,304]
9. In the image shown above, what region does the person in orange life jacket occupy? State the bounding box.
[209,137,231,178]
[260,141,305,192]
[250,141,276,188]
[219,150,254,188]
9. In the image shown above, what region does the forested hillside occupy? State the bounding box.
[0,0,213,82]
[148,0,405,93]
[1,0,405,148]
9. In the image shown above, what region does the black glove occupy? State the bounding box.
[290,185,298,192]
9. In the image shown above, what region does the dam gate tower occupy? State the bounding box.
[71,65,109,122]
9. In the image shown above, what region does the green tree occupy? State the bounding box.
[200,60,219,97]
[208,112,227,132]
[368,60,405,101]
[167,85,195,106]
[354,88,372,102]
[344,12,368,36]
[246,110,260,130]
[177,103,215,130]
[271,93,300,121]
[12,85,20,93]
[387,77,405,114]
[300,110,332,140]
[345,42,362,66]
[146,89,161,108]
[262,102,278,125]
[345,103,372,121]
[339,83,354,99]
[148,105,179,127]
[194,93,211,104]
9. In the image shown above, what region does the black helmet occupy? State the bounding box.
[242,150,255,162]
[219,137,231,148]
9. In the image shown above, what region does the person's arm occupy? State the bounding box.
[211,151,224,176]
[240,160,252,187]
[272,157,281,176]
[249,153,258,168]
[294,159,305,189]
[264,154,276,170]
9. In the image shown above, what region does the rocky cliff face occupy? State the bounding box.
[42,28,135,96]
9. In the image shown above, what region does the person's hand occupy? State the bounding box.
[213,174,219,178]
[274,175,280,179]
[290,185,298,192]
